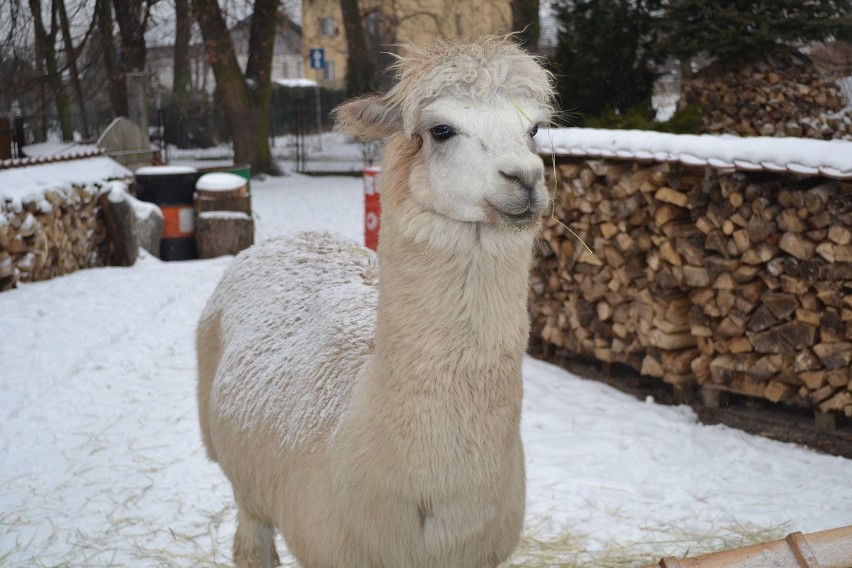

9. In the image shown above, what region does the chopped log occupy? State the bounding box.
[195,211,254,259]
[640,354,664,378]
[779,231,816,260]
[765,381,797,403]
[654,187,689,208]
[98,187,138,267]
[812,342,852,369]
[762,292,799,320]
[819,390,852,413]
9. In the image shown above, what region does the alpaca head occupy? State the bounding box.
[334,36,555,232]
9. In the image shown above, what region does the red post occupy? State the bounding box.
[363,165,381,250]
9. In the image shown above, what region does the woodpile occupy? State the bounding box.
[530,157,852,424]
[689,174,852,426]
[682,53,850,140]
[532,159,704,390]
[1,185,108,290]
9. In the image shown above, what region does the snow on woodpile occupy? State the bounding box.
[538,128,852,179]
[0,155,133,205]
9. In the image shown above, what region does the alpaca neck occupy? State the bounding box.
[370,207,536,407]
[367,133,537,403]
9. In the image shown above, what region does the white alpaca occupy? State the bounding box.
[197,36,554,568]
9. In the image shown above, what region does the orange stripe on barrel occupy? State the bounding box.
[161,205,195,238]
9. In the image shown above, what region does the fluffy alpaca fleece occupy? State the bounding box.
[197,36,555,568]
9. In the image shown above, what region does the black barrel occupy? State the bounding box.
[135,166,199,260]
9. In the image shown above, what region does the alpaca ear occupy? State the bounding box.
[333,96,403,141]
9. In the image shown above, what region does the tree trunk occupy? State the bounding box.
[30,0,74,140]
[112,0,148,73]
[192,0,280,175]
[511,0,540,53]
[340,0,374,97]
[171,0,192,146]
[245,0,279,174]
[172,0,191,106]
[57,0,90,138]
[97,0,128,116]
[112,0,149,130]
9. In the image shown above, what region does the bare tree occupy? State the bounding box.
[113,0,153,129]
[57,0,90,138]
[112,0,150,74]
[340,0,374,97]
[30,0,73,140]
[96,0,128,116]
[511,0,540,53]
[173,0,192,108]
[192,0,280,175]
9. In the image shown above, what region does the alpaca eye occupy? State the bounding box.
[529,125,539,138]
[430,124,455,141]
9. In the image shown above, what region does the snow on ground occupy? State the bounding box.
[2,171,851,567]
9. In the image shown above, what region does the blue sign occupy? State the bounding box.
[309,48,325,70]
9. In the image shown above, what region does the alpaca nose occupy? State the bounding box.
[499,166,542,193]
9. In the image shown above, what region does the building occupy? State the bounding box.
[147,11,303,100]
[301,0,513,92]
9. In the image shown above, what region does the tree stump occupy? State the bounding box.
[195,211,254,259]
[98,186,139,267]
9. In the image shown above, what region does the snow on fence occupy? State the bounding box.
[532,129,852,429]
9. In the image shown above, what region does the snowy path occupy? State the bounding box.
[1,174,850,567]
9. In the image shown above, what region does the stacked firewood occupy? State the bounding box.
[0,185,108,290]
[530,157,852,419]
[531,158,706,388]
[688,175,852,418]
[682,54,849,140]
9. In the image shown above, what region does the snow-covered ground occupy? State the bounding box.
[2,171,850,567]
[166,132,375,175]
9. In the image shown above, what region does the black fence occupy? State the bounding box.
[158,86,364,174]
[1,110,119,158]
[8,86,362,173]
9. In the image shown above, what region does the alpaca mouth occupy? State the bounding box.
[491,202,542,229]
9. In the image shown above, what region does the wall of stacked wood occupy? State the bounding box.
[0,185,108,291]
[682,53,849,140]
[530,157,852,421]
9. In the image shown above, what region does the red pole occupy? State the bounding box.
[363,165,381,250]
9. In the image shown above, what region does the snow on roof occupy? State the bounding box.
[275,78,320,88]
[0,156,133,205]
[538,128,852,179]
[22,142,102,158]
[136,165,198,175]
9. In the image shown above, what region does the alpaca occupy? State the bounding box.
[197,36,555,568]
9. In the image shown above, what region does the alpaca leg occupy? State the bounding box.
[233,508,279,568]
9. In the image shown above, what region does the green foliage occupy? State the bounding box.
[551,0,662,124]
[658,0,852,67]
[585,102,703,134]
[549,0,852,128]
[661,104,703,134]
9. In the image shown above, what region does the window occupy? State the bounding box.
[366,11,380,41]
[323,60,335,82]
[320,17,335,37]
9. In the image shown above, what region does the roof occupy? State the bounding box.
[537,128,852,180]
